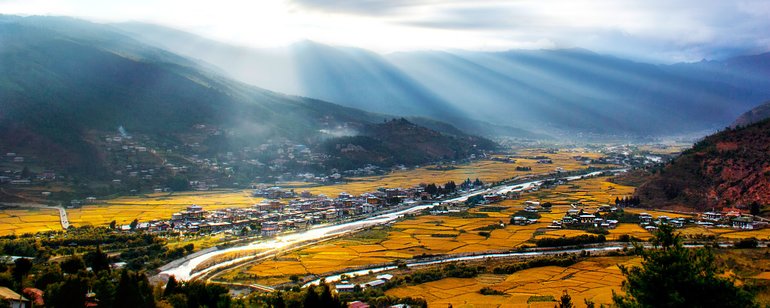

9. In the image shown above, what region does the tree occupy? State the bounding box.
[164,275,179,297]
[46,276,88,308]
[750,201,761,216]
[556,290,574,308]
[60,255,86,274]
[115,270,155,308]
[584,298,595,308]
[613,225,757,308]
[12,257,33,289]
[110,220,117,229]
[130,219,139,230]
[85,245,111,273]
[425,183,438,196]
[303,285,321,308]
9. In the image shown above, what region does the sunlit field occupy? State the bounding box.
[9,150,607,231]
[385,256,642,307]
[297,150,606,196]
[229,176,641,284]
[68,190,264,227]
[0,208,61,236]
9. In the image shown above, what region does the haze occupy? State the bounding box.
[2,0,770,62]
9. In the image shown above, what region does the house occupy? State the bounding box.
[376,274,394,281]
[511,216,528,225]
[483,194,503,203]
[261,221,279,237]
[349,301,370,308]
[22,288,43,307]
[364,279,386,288]
[335,284,356,293]
[702,212,722,222]
[638,213,653,225]
[525,200,540,207]
[0,286,29,308]
[732,216,757,230]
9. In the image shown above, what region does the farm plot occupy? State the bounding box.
[386,256,642,307]
[0,208,61,236]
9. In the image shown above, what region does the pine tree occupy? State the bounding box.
[556,290,574,308]
[613,225,757,308]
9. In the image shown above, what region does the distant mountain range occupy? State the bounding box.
[115,22,770,138]
[0,16,493,181]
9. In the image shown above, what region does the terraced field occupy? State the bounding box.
[385,256,642,307]
[234,176,642,283]
[0,207,61,235]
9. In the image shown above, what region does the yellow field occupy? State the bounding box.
[3,150,606,232]
[302,151,605,197]
[0,208,61,236]
[385,256,642,307]
[68,190,263,227]
[241,177,640,280]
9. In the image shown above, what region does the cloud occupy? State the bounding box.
[1,0,769,62]
[288,0,770,61]
[289,0,445,15]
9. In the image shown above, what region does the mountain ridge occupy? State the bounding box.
[0,16,494,186]
[635,118,770,211]
[114,21,770,138]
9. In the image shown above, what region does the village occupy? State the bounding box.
[119,182,486,237]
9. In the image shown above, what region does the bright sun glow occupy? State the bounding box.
[1,0,770,61]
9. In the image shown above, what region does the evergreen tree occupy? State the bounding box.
[613,225,757,308]
[46,275,88,308]
[61,255,86,274]
[115,270,155,308]
[750,201,761,216]
[556,290,574,308]
[164,275,179,297]
[12,258,32,289]
[303,285,321,308]
[86,245,111,273]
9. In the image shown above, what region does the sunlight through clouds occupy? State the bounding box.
[1,0,769,61]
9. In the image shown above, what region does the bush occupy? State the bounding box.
[479,287,505,295]
[734,237,758,249]
[535,235,606,247]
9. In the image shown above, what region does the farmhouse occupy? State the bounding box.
[363,279,386,289]
[335,284,356,293]
[0,286,29,308]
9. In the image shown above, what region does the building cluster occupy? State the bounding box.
[335,274,394,293]
[697,208,768,230]
[547,204,621,229]
[637,213,687,231]
[125,185,434,236]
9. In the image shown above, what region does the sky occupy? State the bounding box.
[2,0,770,62]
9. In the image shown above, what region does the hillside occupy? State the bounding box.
[114,22,770,138]
[731,101,770,128]
[322,118,497,169]
[636,119,770,211]
[0,16,494,189]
